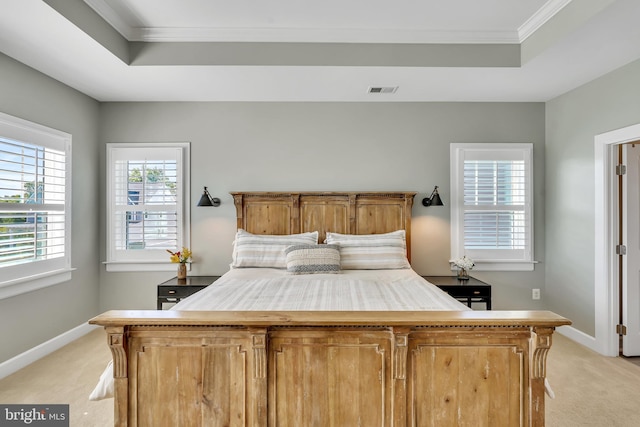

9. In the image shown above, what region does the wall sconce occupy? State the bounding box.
[422,186,444,207]
[197,186,221,207]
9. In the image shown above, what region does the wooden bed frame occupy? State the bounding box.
[90,191,570,426]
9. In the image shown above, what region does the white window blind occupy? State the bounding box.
[451,143,533,271]
[0,112,72,296]
[0,138,66,263]
[106,143,190,271]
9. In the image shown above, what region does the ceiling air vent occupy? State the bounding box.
[368,86,398,94]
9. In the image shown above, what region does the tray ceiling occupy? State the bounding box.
[0,0,639,102]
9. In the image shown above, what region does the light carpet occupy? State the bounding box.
[0,328,113,426]
[1,327,640,426]
[546,332,640,426]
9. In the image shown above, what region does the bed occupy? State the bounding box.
[90,191,570,426]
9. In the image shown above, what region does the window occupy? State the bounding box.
[106,143,190,271]
[450,143,534,271]
[0,112,72,298]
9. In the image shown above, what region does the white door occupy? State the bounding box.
[623,143,640,356]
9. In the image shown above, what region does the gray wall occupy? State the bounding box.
[545,58,640,335]
[99,102,546,312]
[0,53,101,362]
[9,50,606,363]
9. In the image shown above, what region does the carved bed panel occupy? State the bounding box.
[269,328,393,426]
[408,328,529,426]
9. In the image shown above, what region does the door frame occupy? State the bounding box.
[594,123,640,357]
[622,143,640,356]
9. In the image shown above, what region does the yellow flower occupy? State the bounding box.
[167,247,192,263]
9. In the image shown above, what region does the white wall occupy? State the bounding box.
[546,57,640,336]
[0,53,101,362]
[98,102,546,311]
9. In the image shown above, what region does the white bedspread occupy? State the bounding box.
[172,268,469,311]
[90,268,468,400]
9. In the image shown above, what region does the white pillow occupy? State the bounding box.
[231,229,319,268]
[325,230,410,270]
[89,360,114,401]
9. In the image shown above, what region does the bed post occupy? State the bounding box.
[531,326,554,427]
[106,326,128,427]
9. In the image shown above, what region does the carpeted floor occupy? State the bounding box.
[0,328,113,426]
[546,332,640,426]
[1,327,639,426]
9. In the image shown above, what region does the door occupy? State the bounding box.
[623,143,640,356]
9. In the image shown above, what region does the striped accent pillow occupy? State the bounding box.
[285,244,341,274]
[231,230,319,269]
[325,230,410,270]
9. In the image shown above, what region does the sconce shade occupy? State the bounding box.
[197,193,214,206]
[430,192,444,206]
[197,186,221,207]
[422,186,444,207]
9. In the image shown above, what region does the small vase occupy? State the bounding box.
[177,263,187,280]
[457,268,469,280]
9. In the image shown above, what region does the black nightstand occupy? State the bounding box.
[157,275,221,309]
[422,276,492,310]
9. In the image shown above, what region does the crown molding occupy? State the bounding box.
[84,0,522,44]
[84,0,569,45]
[131,27,520,44]
[518,0,572,42]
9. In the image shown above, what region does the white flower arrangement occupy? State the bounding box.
[453,256,475,271]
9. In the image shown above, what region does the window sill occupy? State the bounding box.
[450,261,537,272]
[104,261,192,273]
[0,268,75,300]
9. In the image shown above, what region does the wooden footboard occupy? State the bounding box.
[90,310,570,427]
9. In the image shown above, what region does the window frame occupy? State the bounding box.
[0,112,72,299]
[450,142,534,271]
[105,142,190,272]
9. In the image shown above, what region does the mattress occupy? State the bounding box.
[172,268,470,311]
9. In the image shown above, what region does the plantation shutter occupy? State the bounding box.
[106,144,190,269]
[0,139,67,265]
[451,143,533,271]
[0,112,72,293]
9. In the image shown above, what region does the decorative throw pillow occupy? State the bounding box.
[325,230,410,270]
[285,244,341,274]
[231,229,319,269]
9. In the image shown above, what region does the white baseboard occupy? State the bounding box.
[556,324,599,353]
[0,322,99,380]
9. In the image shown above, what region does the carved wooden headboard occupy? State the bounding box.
[231,192,416,261]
